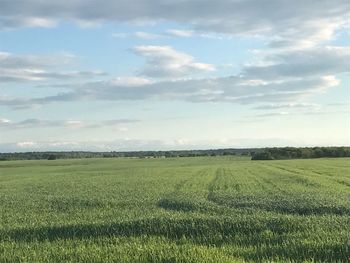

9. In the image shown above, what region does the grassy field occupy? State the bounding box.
[1,156,350,262]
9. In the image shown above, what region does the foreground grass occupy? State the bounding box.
[0,157,350,262]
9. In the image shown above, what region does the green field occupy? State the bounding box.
[1,157,350,262]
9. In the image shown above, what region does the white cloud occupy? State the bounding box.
[132,45,215,78]
[16,141,37,148]
[21,17,57,28]
[166,29,194,37]
[0,118,11,124]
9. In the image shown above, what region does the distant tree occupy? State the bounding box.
[251,152,274,160]
[47,154,57,160]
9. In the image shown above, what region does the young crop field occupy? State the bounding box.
[1,156,350,262]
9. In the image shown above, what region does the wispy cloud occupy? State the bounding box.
[112,31,163,39]
[253,103,321,110]
[165,29,194,37]
[0,51,106,83]
[249,109,350,119]
[1,0,350,48]
[0,118,139,129]
[132,45,215,78]
[112,29,229,40]
[0,74,338,110]
[244,46,350,80]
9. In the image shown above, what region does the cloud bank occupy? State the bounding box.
[1,1,349,40]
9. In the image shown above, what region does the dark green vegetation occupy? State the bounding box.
[252,147,350,160]
[0,148,258,161]
[1,146,349,162]
[1,157,350,262]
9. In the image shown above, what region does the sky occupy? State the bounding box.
[0,0,350,152]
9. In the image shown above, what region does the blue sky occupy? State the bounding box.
[0,0,349,152]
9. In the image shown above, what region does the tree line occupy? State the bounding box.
[1,147,349,161]
[0,149,257,161]
[251,147,350,160]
